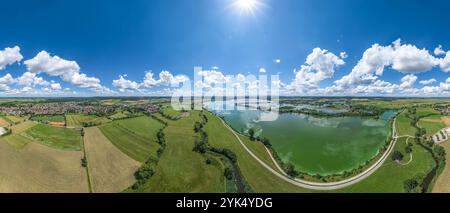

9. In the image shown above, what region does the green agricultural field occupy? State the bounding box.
[99,116,163,162]
[131,111,226,193]
[416,108,441,117]
[3,116,26,124]
[65,114,110,127]
[108,111,132,120]
[66,114,97,127]
[31,115,65,122]
[396,111,417,136]
[21,124,82,151]
[3,134,33,149]
[2,121,37,149]
[161,106,182,118]
[419,117,446,137]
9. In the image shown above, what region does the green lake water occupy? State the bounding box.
[211,105,396,176]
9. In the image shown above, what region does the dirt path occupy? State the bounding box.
[83,127,140,193]
[396,137,413,166]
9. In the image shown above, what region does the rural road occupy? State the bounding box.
[220,116,399,190]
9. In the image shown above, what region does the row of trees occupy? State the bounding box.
[130,117,168,190]
[192,112,252,192]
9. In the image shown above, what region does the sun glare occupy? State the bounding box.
[232,0,263,16]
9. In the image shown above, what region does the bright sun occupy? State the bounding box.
[232,0,262,16]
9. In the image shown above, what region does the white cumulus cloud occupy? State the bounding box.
[287,48,345,94]
[419,78,437,85]
[434,45,446,56]
[335,39,441,90]
[112,75,141,92]
[438,51,450,72]
[16,72,50,87]
[112,70,189,93]
[24,51,109,92]
[0,74,16,91]
[0,46,23,70]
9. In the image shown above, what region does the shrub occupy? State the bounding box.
[392,150,404,161]
[283,163,298,178]
[405,143,413,154]
[248,128,256,141]
[81,157,88,167]
[224,167,233,180]
[134,164,154,181]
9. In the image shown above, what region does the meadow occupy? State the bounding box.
[21,124,82,151]
[161,105,182,118]
[396,112,417,136]
[418,114,446,137]
[99,116,163,162]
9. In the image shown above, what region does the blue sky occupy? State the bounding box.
[0,0,449,96]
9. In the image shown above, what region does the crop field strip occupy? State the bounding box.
[66,114,98,127]
[0,137,89,192]
[31,115,65,122]
[65,114,111,127]
[83,127,140,192]
[419,119,446,137]
[1,121,36,149]
[99,116,164,162]
[2,116,25,124]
